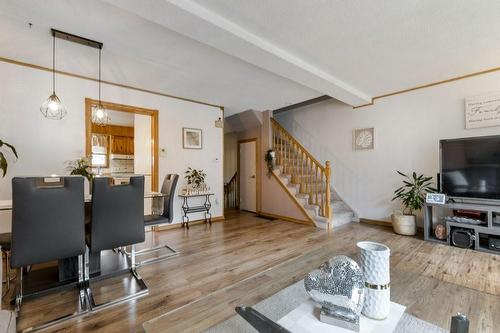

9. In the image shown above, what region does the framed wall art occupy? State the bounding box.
[183,127,203,149]
[353,127,375,151]
[465,92,500,129]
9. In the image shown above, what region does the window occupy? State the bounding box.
[91,134,109,167]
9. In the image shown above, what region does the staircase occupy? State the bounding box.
[331,191,357,227]
[271,118,356,229]
[224,172,238,209]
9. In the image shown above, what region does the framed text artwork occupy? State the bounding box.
[465,92,500,129]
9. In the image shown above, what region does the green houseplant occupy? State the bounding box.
[0,139,18,178]
[67,157,94,183]
[185,167,206,189]
[391,171,437,235]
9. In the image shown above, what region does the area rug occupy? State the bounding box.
[205,280,446,333]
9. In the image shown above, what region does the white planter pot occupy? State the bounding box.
[357,241,391,320]
[391,213,416,236]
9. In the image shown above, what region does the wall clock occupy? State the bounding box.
[353,128,375,151]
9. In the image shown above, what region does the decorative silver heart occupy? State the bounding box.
[304,255,365,328]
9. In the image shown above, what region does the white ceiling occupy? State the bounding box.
[2,0,500,115]
[0,0,320,116]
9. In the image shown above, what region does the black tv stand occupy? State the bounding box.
[424,201,500,255]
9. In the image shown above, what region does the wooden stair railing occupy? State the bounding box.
[271,118,331,220]
[224,172,239,209]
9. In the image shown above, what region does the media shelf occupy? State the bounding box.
[424,201,500,255]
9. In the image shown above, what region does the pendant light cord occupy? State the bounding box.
[98,47,102,105]
[52,33,56,94]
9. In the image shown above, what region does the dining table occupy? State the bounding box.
[0,192,165,211]
[0,191,167,298]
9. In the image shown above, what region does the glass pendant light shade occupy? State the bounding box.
[91,103,109,126]
[41,31,67,120]
[40,93,67,120]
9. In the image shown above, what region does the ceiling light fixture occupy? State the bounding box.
[91,45,109,126]
[41,29,104,122]
[40,30,67,120]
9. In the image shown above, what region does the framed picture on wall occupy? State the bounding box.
[183,128,203,149]
[465,92,500,129]
[353,127,375,151]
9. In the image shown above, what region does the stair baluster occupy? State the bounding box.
[224,172,239,209]
[300,150,304,194]
[325,161,332,220]
[271,118,332,223]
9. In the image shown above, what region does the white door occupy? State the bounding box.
[239,141,257,212]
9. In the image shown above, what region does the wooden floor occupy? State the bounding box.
[9,211,500,332]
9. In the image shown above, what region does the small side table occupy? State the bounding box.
[179,193,214,229]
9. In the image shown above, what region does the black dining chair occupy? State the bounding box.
[85,176,148,310]
[126,174,180,266]
[10,176,87,319]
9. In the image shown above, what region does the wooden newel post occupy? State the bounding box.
[325,161,332,221]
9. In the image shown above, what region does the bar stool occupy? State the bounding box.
[85,176,148,310]
[10,176,87,321]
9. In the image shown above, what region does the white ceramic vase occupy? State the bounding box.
[357,241,391,320]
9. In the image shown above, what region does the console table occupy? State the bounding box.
[424,201,500,255]
[179,193,214,229]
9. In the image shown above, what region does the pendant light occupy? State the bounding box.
[91,46,109,126]
[40,31,67,120]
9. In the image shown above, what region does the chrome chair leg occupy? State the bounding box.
[2,251,16,297]
[15,257,90,332]
[131,244,136,268]
[130,244,148,295]
[120,230,180,266]
[5,252,9,296]
[14,267,23,317]
[120,245,180,266]
[77,254,88,310]
[85,244,148,312]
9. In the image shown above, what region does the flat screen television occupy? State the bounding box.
[440,135,500,200]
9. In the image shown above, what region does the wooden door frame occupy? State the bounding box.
[85,98,159,191]
[237,138,259,213]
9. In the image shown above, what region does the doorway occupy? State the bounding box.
[238,139,258,213]
[85,98,159,192]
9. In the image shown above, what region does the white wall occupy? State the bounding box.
[134,113,152,176]
[0,61,223,230]
[275,71,500,223]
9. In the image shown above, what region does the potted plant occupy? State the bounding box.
[67,157,94,193]
[185,167,207,193]
[0,139,18,177]
[391,171,437,235]
[264,149,276,178]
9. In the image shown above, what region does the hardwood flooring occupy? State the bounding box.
[7,212,500,332]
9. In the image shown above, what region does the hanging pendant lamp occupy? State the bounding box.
[91,46,109,126]
[40,31,67,120]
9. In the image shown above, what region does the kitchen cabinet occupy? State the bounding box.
[92,124,134,137]
[111,136,134,155]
